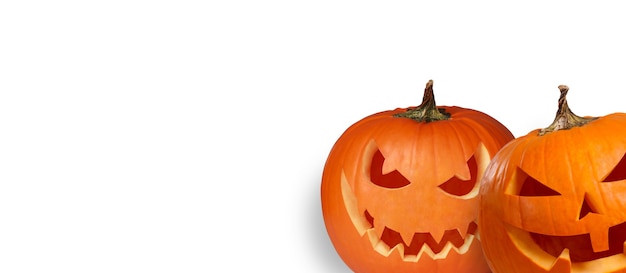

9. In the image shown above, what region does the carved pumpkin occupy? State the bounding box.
[479,85,626,273]
[321,80,513,273]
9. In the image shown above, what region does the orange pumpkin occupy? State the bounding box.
[479,85,626,273]
[321,80,513,273]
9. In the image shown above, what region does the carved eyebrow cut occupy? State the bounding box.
[438,155,479,197]
[602,153,626,183]
[516,167,561,197]
[502,165,561,197]
[370,148,411,189]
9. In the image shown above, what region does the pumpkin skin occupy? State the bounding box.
[479,86,626,273]
[321,81,513,273]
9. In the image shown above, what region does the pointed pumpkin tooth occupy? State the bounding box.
[373,220,386,239]
[432,242,454,259]
[458,225,470,240]
[430,229,446,245]
[623,240,626,255]
[374,239,391,257]
[400,230,415,247]
[402,245,420,262]
[366,228,381,249]
[549,248,572,272]
[589,228,610,253]
[389,243,405,259]
[457,234,474,254]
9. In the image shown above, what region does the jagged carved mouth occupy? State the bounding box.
[528,221,626,263]
[364,209,478,260]
[504,220,626,271]
[340,171,478,261]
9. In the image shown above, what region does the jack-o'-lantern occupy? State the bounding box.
[479,85,626,273]
[321,80,513,273]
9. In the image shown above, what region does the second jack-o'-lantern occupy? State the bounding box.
[321,80,514,273]
[479,85,626,273]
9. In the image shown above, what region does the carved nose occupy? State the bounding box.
[579,194,598,220]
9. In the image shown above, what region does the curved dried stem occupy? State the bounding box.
[539,85,597,136]
[394,80,450,122]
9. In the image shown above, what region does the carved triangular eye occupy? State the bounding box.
[438,155,478,196]
[518,167,561,196]
[578,194,597,219]
[370,149,411,188]
[602,154,626,182]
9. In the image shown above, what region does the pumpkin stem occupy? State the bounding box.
[539,85,597,135]
[394,80,450,122]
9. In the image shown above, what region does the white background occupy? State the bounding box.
[1,1,626,272]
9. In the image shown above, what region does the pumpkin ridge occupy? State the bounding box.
[439,120,472,181]
[542,134,562,236]
[446,119,475,162]
[456,113,512,157]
